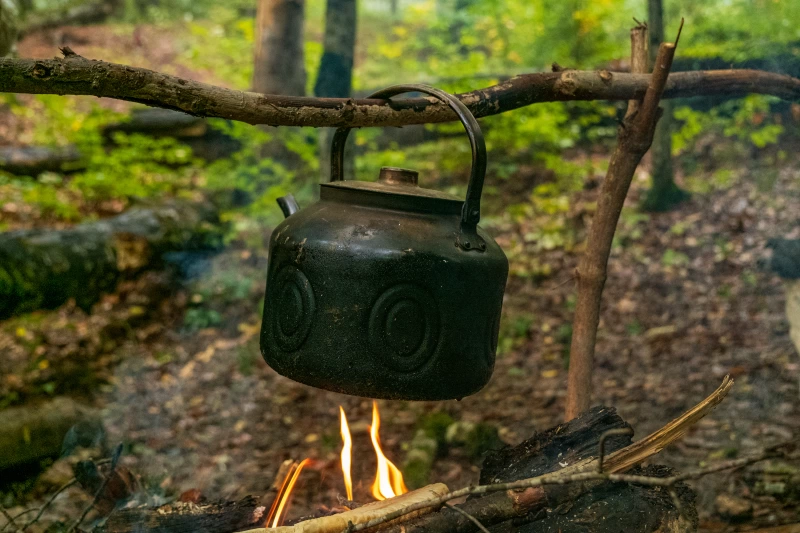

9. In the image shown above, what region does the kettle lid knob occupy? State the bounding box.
[378,167,418,187]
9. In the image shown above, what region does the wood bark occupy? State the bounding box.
[0,397,96,470]
[0,200,220,319]
[564,27,674,420]
[1,52,797,129]
[253,0,306,96]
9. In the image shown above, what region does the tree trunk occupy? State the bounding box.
[0,0,18,57]
[641,0,688,212]
[253,0,306,96]
[0,201,221,319]
[315,0,357,182]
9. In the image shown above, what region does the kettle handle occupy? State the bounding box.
[330,84,488,252]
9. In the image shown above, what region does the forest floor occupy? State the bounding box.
[2,160,798,532]
[1,23,799,533]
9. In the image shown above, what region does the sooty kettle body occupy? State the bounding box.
[260,84,508,400]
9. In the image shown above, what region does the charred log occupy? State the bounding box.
[378,406,696,533]
[0,200,221,319]
[100,497,265,533]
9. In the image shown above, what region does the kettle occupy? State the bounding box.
[260,84,508,400]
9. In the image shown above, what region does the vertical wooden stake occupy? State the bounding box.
[564,22,681,421]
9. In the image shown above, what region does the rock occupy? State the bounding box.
[715,493,753,522]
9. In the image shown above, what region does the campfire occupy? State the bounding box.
[88,376,794,533]
[266,402,409,527]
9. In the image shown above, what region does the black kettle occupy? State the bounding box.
[260,84,508,400]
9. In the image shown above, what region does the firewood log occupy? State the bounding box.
[0,200,221,319]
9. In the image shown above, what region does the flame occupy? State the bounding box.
[267,458,310,527]
[339,406,354,501]
[369,401,408,500]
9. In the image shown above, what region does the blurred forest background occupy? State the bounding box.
[0,0,799,531]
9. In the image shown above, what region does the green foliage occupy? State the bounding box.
[203,120,318,242]
[416,411,455,446]
[236,344,260,376]
[661,248,690,268]
[667,0,800,61]
[72,133,198,203]
[119,0,254,23]
[180,8,255,89]
[183,307,222,330]
[21,181,81,220]
[1,95,203,219]
[497,313,533,355]
[674,96,787,154]
[3,93,119,147]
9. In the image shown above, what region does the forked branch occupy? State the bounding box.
[0,49,798,129]
[564,22,679,421]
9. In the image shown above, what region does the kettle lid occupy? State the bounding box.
[321,166,464,213]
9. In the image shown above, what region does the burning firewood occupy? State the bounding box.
[254,484,450,533]
[94,377,794,533]
[240,377,740,533]
[103,496,267,533]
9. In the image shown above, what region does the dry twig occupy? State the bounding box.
[0,507,18,533]
[66,445,123,533]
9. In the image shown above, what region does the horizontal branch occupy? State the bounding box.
[0,50,798,128]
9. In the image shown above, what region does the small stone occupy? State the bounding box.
[715,493,753,522]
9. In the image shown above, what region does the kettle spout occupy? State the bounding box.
[277,194,299,218]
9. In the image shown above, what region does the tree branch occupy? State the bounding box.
[0,51,798,128]
[564,24,678,421]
